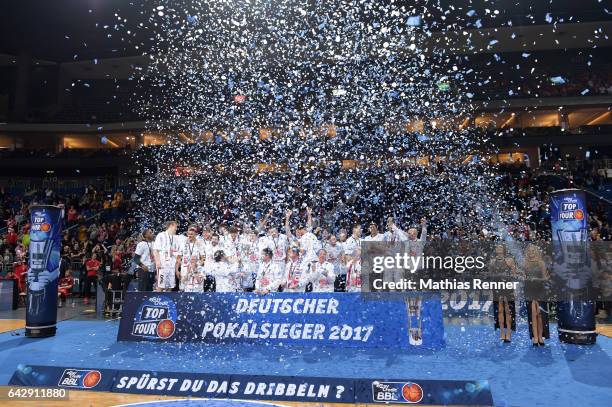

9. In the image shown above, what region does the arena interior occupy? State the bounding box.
[0,1,611,406]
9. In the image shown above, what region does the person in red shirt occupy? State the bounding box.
[6,227,18,247]
[57,269,74,308]
[67,206,78,226]
[111,240,124,270]
[12,261,27,294]
[83,253,101,304]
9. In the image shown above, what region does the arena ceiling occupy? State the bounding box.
[0,0,610,64]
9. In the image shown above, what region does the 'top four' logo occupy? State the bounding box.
[559,200,584,221]
[132,296,177,340]
[31,212,52,233]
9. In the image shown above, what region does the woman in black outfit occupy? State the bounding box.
[523,244,550,346]
[490,244,518,343]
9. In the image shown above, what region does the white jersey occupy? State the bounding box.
[299,232,321,263]
[211,261,239,292]
[153,231,181,269]
[385,225,408,243]
[179,240,204,270]
[323,242,344,266]
[363,233,385,242]
[175,234,187,248]
[134,240,155,270]
[406,225,428,256]
[255,235,272,254]
[344,235,361,256]
[183,270,204,293]
[267,234,289,263]
[284,258,307,292]
[221,235,240,258]
[203,242,222,275]
[255,261,282,292]
[239,235,260,264]
[301,260,336,292]
[178,239,204,290]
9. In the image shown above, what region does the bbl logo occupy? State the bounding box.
[132,296,177,340]
[58,369,102,388]
[558,198,584,221]
[372,381,424,404]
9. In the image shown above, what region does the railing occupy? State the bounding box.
[584,189,612,206]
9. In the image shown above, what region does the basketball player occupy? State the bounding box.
[285,208,320,264]
[175,225,205,291]
[385,217,409,242]
[324,234,346,291]
[182,264,205,293]
[300,249,336,292]
[197,225,213,246]
[405,218,428,272]
[222,226,241,261]
[364,222,385,242]
[202,233,222,291]
[344,225,362,257]
[266,226,289,270]
[255,248,282,294]
[210,250,239,292]
[153,221,181,292]
[283,247,306,292]
[323,234,344,270]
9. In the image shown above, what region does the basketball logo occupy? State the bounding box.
[402,382,423,403]
[132,296,178,340]
[157,319,175,339]
[82,370,101,388]
[40,223,51,232]
[574,209,584,220]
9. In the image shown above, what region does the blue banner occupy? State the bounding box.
[355,378,493,405]
[550,189,596,344]
[26,205,63,337]
[10,365,493,406]
[112,370,355,403]
[10,364,116,391]
[440,290,494,316]
[117,292,444,349]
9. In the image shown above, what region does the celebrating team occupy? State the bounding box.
[132,208,427,294]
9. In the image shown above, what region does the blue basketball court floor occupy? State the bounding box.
[0,315,610,407]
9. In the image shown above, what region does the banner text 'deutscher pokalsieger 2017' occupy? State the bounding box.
[117,292,444,349]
